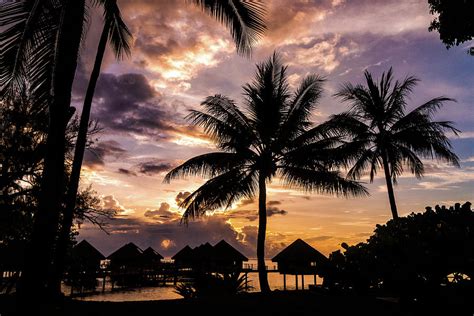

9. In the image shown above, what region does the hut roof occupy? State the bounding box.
[142,247,164,262]
[172,245,193,261]
[213,240,248,262]
[193,242,215,260]
[107,242,143,263]
[271,239,328,263]
[72,240,105,262]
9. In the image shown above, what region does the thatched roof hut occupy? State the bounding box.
[272,239,328,275]
[108,242,144,270]
[172,245,194,267]
[172,240,248,271]
[142,247,164,267]
[70,240,105,272]
[213,240,248,271]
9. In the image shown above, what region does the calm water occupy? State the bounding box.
[72,260,323,302]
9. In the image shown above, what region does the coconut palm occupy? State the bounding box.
[2,0,266,299]
[165,53,368,293]
[330,68,460,219]
[52,0,132,295]
[56,0,265,294]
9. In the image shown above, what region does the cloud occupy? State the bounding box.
[223,201,288,222]
[143,202,181,222]
[101,195,131,215]
[117,168,137,176]
[175,191,191,205]
[137,160,174,175]
[83,140,127,169]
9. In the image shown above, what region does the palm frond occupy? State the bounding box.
[93,0,132,59]
[280,167,369,197]
[179,168,258,222]
[0,0,59,109]
[163,152,250,183]
[279,74,325,144]
[190,0,266,57]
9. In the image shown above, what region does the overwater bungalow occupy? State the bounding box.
[69,239,105,272]
[212,240,248,273]
[107,242,144,271]
[172,245,194,268]
[107,242,145,287]
[66,240,105,293]
[171,240,248,273]
[141,247,164,268]
[272,239,328,290]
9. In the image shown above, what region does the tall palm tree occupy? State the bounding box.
[54,0,265,294]
[165,54,368,293]
[330,68,460,219]
[2,0,266,300]
[1,0,87,301]
[51,0,132,295]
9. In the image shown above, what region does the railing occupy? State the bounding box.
[242,263,278,271]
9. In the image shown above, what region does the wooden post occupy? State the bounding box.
[301,274,304,290]
[283,274,287,290]
[245,272,249,290]
[314,274,317,286]
[102,275,106,293]
[295,274,298,290]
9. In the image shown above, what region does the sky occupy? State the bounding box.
[73,0,474,259]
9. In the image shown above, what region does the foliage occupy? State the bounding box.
[330,67,459,218]
[175,273,249,299]
[165,53,367,221]
[323,202,474,298]
[0,95,112,245]
[428,0,474,54]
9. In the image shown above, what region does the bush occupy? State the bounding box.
[323,202,474,298]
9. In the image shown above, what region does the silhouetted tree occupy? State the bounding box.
[165,53,368,293]
[330,68,460,219]
[52,0,132,296]
[428,0,474,55]
[324,202,474,301]
[1,0,266,301]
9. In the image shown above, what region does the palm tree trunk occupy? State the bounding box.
[382,154,399,219]
[257,172,271,293]
[19,0,85,303]
[49,22,109,295]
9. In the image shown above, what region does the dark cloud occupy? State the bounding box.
[117,168,137,176]
[83,140,127,169]
[138,160,174,175]
[266,206,288,217]
[175,191,191,205]
[267,200,282,206]
[224,201,288,222]
[90,73,185,139]
[238,198,255,207]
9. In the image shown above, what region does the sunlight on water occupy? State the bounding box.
[72,260,323,302]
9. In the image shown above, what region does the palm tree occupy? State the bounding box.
[330,68,460,219]
[51,0,132,295]
[1,0,87,300]
[55,0,265,294]
[165,53,368,293]
[2,0,266,300]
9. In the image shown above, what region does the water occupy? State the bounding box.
[71,260,324,302]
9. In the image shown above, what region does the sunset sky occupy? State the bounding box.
[73,0,474,259]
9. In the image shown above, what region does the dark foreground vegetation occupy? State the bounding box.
[1,290,472,316]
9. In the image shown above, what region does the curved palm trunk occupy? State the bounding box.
[257,172,271,293]
[49,23,109,295]
[382,154,399,219]
[20,0,85,302]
